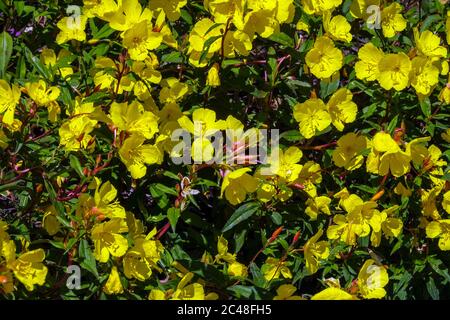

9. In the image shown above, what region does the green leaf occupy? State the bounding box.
[249,262,266,288]
[23,45,51,80]
[270,212,282,225]
[79,239,99,278]
[227,285,260,299]
[280,130,303,142]
[428,256,450,283]
[167,207,181,232]
[199,35,222,64]
[0,31,13,78]
[419,98,431,118]
[387,114,399,134]
[268,32,294,48]
[161,51,183,64]
[149,183,178,197]
[180,9,193,25]
[320,74,340,99]
[92,24,115,39]
[69,154,84,178]
[222,202,260,232]
[234,228,247,253]
[426,277,439,300]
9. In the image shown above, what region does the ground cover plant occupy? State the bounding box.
[0,0,450,300]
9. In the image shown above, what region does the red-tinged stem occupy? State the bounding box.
[156,221,171,240]
[298,141,337,150]
[291,183,305,190]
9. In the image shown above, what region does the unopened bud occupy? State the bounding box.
[269,226,284,243]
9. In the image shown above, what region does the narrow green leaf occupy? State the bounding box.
[69,154,84,177]
[0,31,13,78]
[222,202,260,232]
[79,239,99,278]
[167,207,181,232]
[426,277,439,300]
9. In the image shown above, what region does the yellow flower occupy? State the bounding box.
[215,235,236,264]
[25,80,60,106]
[442,128,450,143]
[305,196,331,220]
[305,36,343,79]
[415,29,447,59]
[103,266,124,295]
[293,98,331,139]
[82,178,127,219]
[273,284,303,300]
[380,3,407,38]
[327,194,376,245]
[56,14,88,44]
[220,168,258,205]
[122,21,163,61]
[261,257,292,281]
[327,88,358,131]
[223,30,253,57]
[295,161,322,197]
[372,132,411,177]
[332,133,367,170]
[172,272,205,300]
[355,42,384,82]
[421,187,441,220]
[377,53,411,91]
[149,289,167,300]
[304,229,330,274]
[7,249,48,291]
[349,0,380,20]
[159,78,189,104]
[83,0,119,19]
[405,136,431,166]
[443,191,450,214]
[447,11,450,45]
[206,0,245,27]
[206,63,221,87]
[268,146,303,182]
[296,20,310,33]
[274,0,295,24]
[189,18,223,53]
[91,218,129,263]
[0,128,9,149]
[394,182,412,197]
[248,13,279,38]
[104,0,152,32]
[439,79,450,104]
[149,0,187,21]
[178,108,225,162]
[410,56,440,96]
[109,101,159,139]
[25,80,60,122]
[357,259,389,299]
[369,206,403,247]
[59,116,97,152]
[323,12,352,43]
[301,0,342,15]
[40,48,74,78]
[123,237,164,281]
[311,287,354,300]
[228,261,248,277]
[426,219,450,250]
[0,80,21,126]
[42,206,61,236]
[118,135,162,179]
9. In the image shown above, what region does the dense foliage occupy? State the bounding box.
[0,0,450,300]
